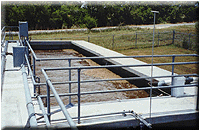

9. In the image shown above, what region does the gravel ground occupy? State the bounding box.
[34,49,148,106]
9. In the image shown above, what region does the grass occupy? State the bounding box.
[119,44,198,75]
[7,24,198,75]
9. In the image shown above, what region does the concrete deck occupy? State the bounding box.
[72,40,177,83]
[1,41,28,129]
[34,95,197,128]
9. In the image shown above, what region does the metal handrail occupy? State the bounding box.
[35,54,198,61]
[41,66,198,124]
[1,41,8,92]
[21,64,38,128]
[35,73,198,87]
[36,95,51,128]
[24,39,198,127]
[39,83,198,98]
[43,61,198,71]
[1,26,19,43]
[42,69,78,129]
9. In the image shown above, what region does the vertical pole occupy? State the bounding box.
[172,30,175,45]
[112,34,115,49]
[46,82,51,122]
[88,36,90,42]
[37,77,41,95]
[158,31,160,46]
[68,59,72,104]
[150,10,159,123]
[33,55,36,95]
[188,33,191,49]
[171,55,175,85]
[33,55,36,79]
[77,69,81,124]
[135,32,137,48]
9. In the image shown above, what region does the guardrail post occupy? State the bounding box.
[158,31,160,46]
[112,34,115,49]
[68,59,72,104]
[88,36,90,42]
[9,28,11,40]
[135,32,137,48]
[36,77,41,95]
[188,33,191,49]
[172,30,175,44]
[33,55,36,95]
[171,55,175,85]
[77,68,81,124]
[46,82,51,122]
[197,86,199,111]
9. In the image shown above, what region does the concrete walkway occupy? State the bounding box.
[1,42,28,129]
[34,95,197,128]
[72,40,176,83]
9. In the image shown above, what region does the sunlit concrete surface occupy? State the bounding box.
[1,42,28,129]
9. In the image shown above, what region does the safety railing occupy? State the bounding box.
[41,61,198,124]
[24,48,77,129]
[1,26,19,90]
[1,26,19,43]
[24,39,198,127]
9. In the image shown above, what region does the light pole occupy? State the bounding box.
[149,10,159,123]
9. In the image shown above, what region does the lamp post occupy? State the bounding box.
[149,10,159,123]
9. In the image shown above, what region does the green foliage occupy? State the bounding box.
[182,37,189,49]
[84,16,97,30]
[2,1,199,30]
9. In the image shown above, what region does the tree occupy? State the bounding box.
[84,15,97,30]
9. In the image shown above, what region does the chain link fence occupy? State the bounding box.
[41,30,196,51]
[7,28,198,51]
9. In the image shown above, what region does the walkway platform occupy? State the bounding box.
[34,96,198,129]
[1,41,28,129]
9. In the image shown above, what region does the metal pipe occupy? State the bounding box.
[33,55,36,79]
[24,54,37,85]
[43,61,198,71]
[150,10,159,122]
[46,82,51,121]
[33,55,36,95]
[68,59,72,104]
[26,40,37,59]
[37,96,51,127]
[171,55,176,85]
[38,83,198,98]
[41,69,77,129]
[1,41,8,91]
[21,65,38,128]
[35,54,198,61]
[77,69,81,124]
[34,73,198,86]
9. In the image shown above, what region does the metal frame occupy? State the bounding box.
[23,39,198,127]
[21,64,38,128]
[40,62,198,124]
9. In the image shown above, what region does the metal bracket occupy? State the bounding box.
[130,110,152,129]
